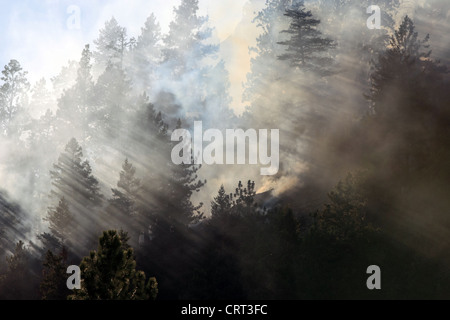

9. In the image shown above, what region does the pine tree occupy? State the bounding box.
[0,192,28,259]
[160,119,206,231]
[130,13,162,93]
[243,0,299,108]
[159,0,229,122]
[241,0,306,157]
[40,248,70,300]
[137,14,162,52]
[68,230,158,300]
[163,0,216,76]
[202,60,236,129]
[57,45,95,144]
[124,101,170,240]
[110,159,141,215]
[30,109,56,143]
[93,62,131,140]
[75,45,94,104]
[211,181,259,219]
[364,16,449,178]
[0,59,30,136]
[0,241,38,299]
[312,173,373,242]
[211,185,232,218]
[30,78,53,118]
[278,3,336,75]
[44,197,73,244]
[94,17,129,71]
[51,60,78,101]
[49,138,103,251]
[37,232,61,257]
[243,1,339,206]
[106,159,142,237]
[95,62,130,108]
[153,0,233,126]
[50,138,102,208]
[367,16,436,117]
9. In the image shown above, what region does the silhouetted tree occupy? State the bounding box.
[106,159,142,243]
[40,248,70,300]
[211,185,232,218]
[158,119,206,233]
[278,3,336,75]
[68,230,158,300]
[0,192,29,260]
[49,138,103,253]
[0,241,39,300]
[109,159,141,218]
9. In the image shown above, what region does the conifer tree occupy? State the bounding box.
[0,241,38,300]
[40,248,70,300]
[211,185,232,218]
[312,173,373,242]
[50,138,102,208]
[211,181,258,219]
[30,78,53,117]
[57,45,95,144]
[51,60,78,101]
[49,138,103,251]
[109,159,141,218]
[45,197,73,244]
[243,0,300,108]
[278,3,336,75]
[367,16,437,117]
[159,119,206,232]
[160,0,231,122]
[130,13,162,92]
[68,230,158,300]
[94,17,129,71]
[163,0,215,76]
[106,159,142,240]
[95,63,130,108]
[0,192,29,260]
[93,62,131,140]
[0,59,30,136]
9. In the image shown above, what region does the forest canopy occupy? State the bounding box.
[0,0,449,300]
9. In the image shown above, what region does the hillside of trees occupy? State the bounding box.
[0,0,449,299]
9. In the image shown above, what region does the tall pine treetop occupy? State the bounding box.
[278,3,336,75]
[94,17,129,70]
[0,59,30,136]
[163,0,216,75]
[137,13,162,50]
[50,138,103,209]
[390,15,431,60]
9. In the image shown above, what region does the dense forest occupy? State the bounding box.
[0,0,449,299]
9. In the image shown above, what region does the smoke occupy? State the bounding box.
[0,0,448,267]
